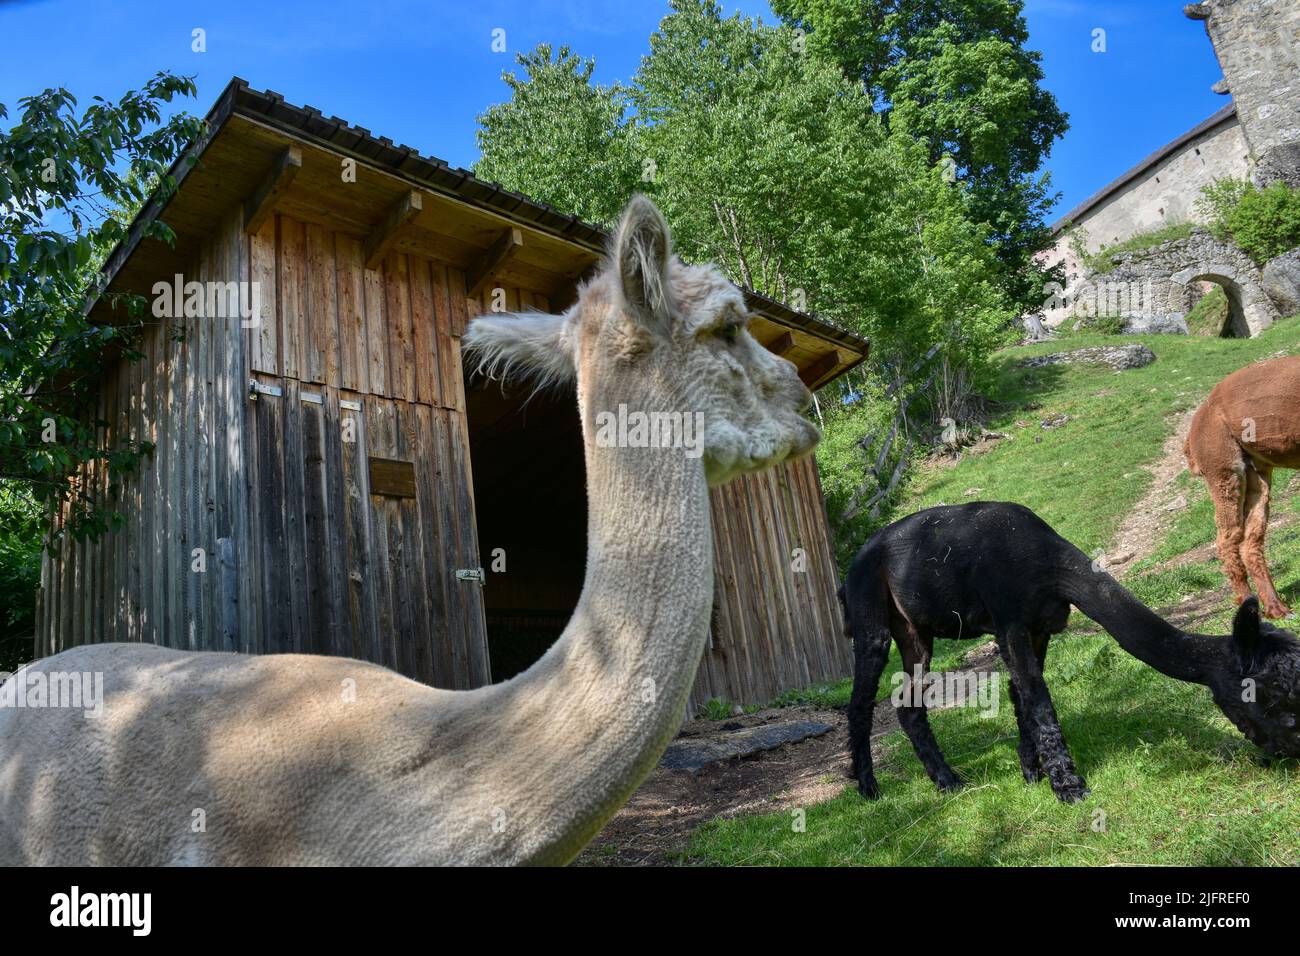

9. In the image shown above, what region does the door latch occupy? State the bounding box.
[456,568,485,586]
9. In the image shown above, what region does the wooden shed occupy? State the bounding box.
[36,78,870,712]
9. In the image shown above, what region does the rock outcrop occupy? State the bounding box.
[1262,249,1300,317]
[1020,344,1157,372]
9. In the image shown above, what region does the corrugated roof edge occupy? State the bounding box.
[92,76,869,359]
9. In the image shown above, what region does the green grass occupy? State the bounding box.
[700,697,734,720]
[897,316,1300,559]
[1185,285,1229,337]
[684,314,1300,866]
[686,647,1299,865]
[770,637,984,709]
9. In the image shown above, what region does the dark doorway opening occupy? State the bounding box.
[465,373,587,682]
[1185,278,1250,338]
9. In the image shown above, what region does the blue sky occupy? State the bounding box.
[0,0,1229,221]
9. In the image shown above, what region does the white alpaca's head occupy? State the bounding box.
[464,195,819,485]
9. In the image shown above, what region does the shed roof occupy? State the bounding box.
[92,77,869,390]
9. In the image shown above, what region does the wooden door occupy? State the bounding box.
[244,375,490,689]
[242,212,489,688]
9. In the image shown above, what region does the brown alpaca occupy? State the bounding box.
[1184,355,1300,619]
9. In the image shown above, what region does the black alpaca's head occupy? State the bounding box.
[1210,599,1300,758]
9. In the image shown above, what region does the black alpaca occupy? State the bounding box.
[842,501,1300,803]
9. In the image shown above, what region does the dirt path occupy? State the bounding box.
[1103,408,1197,573]
[574,705,853,865]
[575,642,1000,866]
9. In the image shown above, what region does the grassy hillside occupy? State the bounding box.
[685,315,1300,866]
[900,319,1300,556]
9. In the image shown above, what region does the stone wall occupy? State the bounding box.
[1186,0,1300,187]
[1053,229,1279,337]
[1063,116,1248,255]
[1035,112,1249,327]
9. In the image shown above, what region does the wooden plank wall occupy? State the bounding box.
[240,211,489,688]
[689,453,851,714]
[39,207,248,657]
[245,214,477,405]
[37,205,496,688]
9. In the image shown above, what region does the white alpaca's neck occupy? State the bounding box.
[447,361,714,864]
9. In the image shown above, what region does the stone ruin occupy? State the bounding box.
[1095,229,1280,337]
[1034,1,1299,339]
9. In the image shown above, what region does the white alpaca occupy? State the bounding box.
[0,196,819,865]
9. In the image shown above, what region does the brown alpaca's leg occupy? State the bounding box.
[1208,465,1252,606]
[1242,463,1290,619]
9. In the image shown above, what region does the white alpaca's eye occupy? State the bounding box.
[720,324,739,344]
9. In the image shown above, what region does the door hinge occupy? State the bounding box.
[249,379,282,401]
[456,568,485,586]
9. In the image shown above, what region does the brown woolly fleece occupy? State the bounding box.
[1184,355,1300,619]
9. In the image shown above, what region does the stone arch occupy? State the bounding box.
[1185,278,1242,338]
[1099,229,1279,337]
[1175,260,1274,338]
[1175,271,1251,338]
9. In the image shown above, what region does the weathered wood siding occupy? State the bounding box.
[239,211,490,688]
[39,206,249,658]
[38,209,491,690]
[689,453,850,714]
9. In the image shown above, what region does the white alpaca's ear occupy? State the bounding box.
[613,194,673,336]
[463,312,574,390]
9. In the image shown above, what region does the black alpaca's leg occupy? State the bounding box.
[1002,665,1043,783]
[999,626,1088,802]
[998,637,1052,783]
[895,628,963,794]
[847,625,892,799]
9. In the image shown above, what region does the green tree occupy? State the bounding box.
[0,74,200,661]
[642,4,1009,365]
[478,1,1013,378]
[771,0,1069,311]
[0,483,42,671]
[476,44,638,228]
[1198,178,1300,266]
